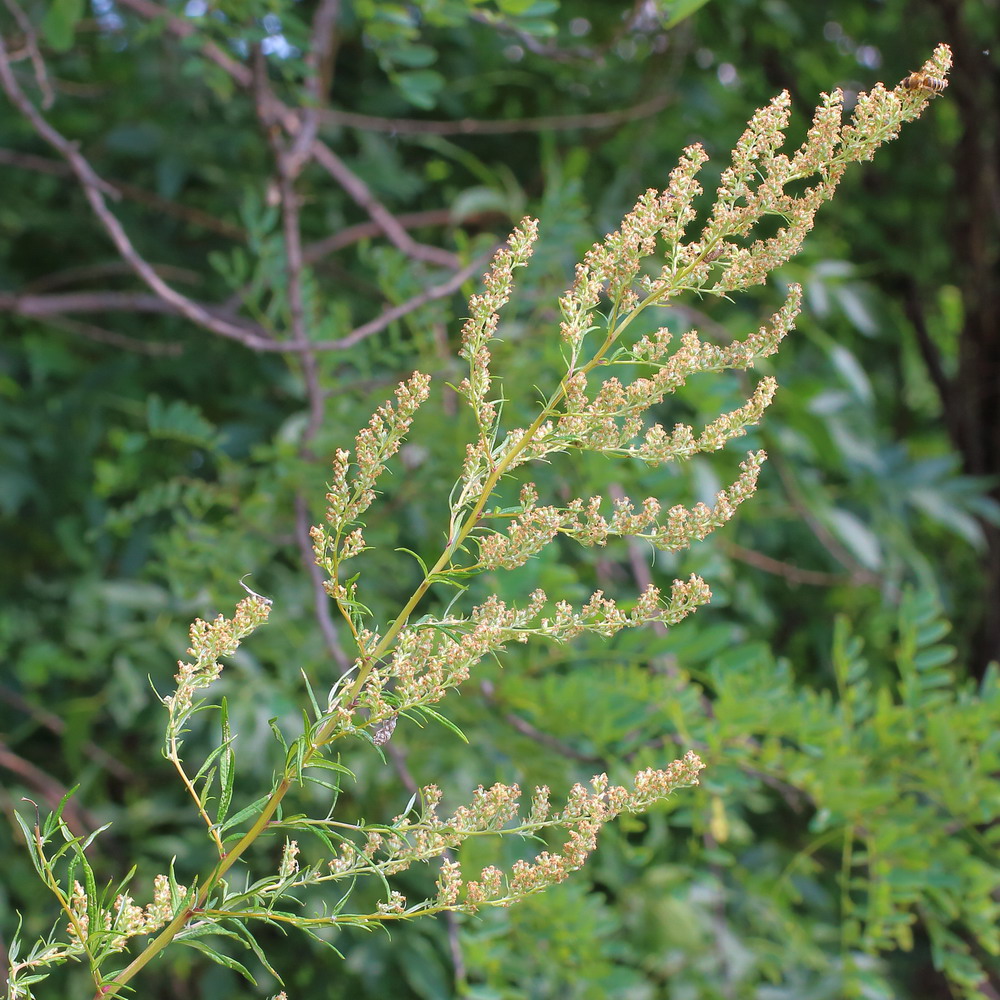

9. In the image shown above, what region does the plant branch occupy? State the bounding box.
[2,0,53,107]
[0,146,246,239]
[253,45,325,443]
[318,92,672,136]
[319,252,492,350]
[0,741,97,836]
[720,539,859,586]
[306,141,459,269]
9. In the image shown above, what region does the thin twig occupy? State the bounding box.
[319,92,672,136]
[766,443,883,587]
[3,0,54,107]
[0,146,246,238]
[469,0,668,65]
[306,0,341,107]
[24,260,202,294]
[317,252,491,351]
[478,680,606,764]
[719,539,858,587]
[37,313,184,357]
[380,737,470,991]
[114,0,253,87]
[0,288,258,328]
[253,45,326,443]
[1,255,486,354]
[302,209,455,265]
[607,482,679,677]
[307,141,459,269]
[0,683,134,781]
[0,740,99,836]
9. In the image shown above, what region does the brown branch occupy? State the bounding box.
[0,146,247,239]
[903,278,957,440]
[0,288,255,327]
[307,141,459,269]
[469,9,597,63]
[302,208,454,265]
[221,207,458,313]
[0,34,278,350]
[719,539,860,587]
[0,683,134,782]
[3,0,53,107]
[0,740,99,836]
[1,253,485,355]
[253,45,325,443]
[306,0,341,107]
[315,251,490,351]
[318,92,672,136]
[37,313,183,357]
[767,445,884,588]
[24,260,202,294]
[478,679,606,764]
[0,144,62,175]
[469,0,668,66]
[607,482,679,677]
[114,0,253,87]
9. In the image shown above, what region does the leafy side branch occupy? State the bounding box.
[7,44,953,1000]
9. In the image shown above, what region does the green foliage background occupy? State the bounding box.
[1,1,998,998]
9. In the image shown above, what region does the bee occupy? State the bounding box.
[902,72,948,94]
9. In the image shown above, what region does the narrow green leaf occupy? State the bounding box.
[269,718,288,752]
[179,938,257,985]
[413,705,469,743]
[228,921,283,981]
[301,668,322,720]
[395,546,430,576]
[218,699,235,826]
[13,811,47,879]
[218,794,270,834]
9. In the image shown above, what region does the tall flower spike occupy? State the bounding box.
[455,219,539,499]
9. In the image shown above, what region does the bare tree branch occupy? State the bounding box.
[1,289,233,319]
[0,682,134,782]
[766,444,885,589]
[0,146,247,239]
[113,0,253,87]
[315,252,491,351]
[253,44,325,441]
[306,0,341,108]
[469,0,669,65]
[2,253,489,356]
[307,140,459,269]
[3,0,53,107]
[24,261,203,294]
[302,208,455,265]
[478,679,606,764]
[37,313,183,357]
[719,539,862,587]
[318,92,672,136]
[0,740,99,836]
